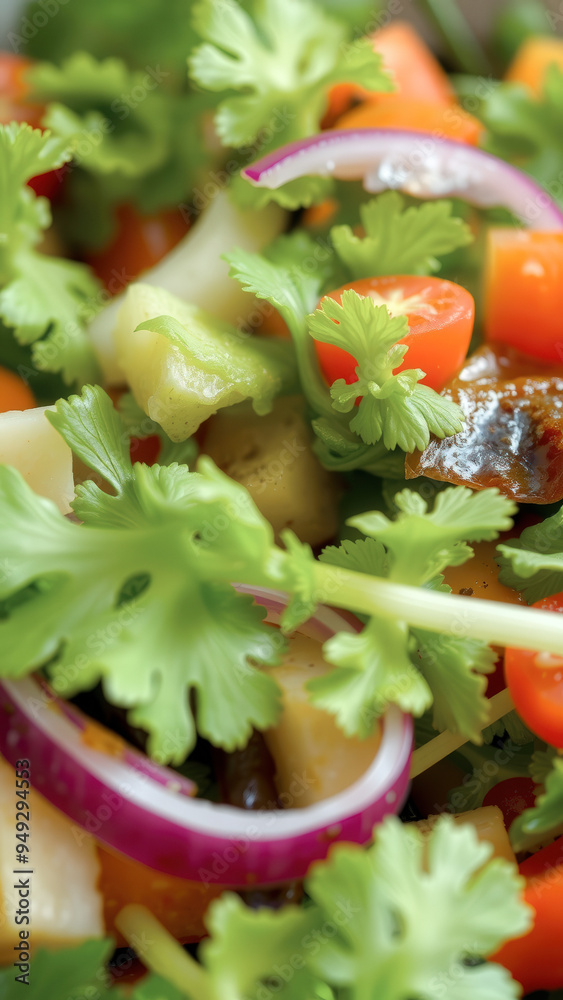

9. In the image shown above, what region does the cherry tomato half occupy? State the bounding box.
[314,275,474,393]
[505,592,563,747]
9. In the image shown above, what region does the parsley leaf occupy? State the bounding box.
[510,754,563,852]
[497,506,563,603]
[200,892,318,1000]
[303,815,530,1000]
[225,232,341,420]
[307,290,464,452]
[0,123,100,385]
[189,0,392,209]
[307,816,531,1000]
[331,192,473,280]
[29,54,171,179]
[481,66,563,203]
[0,938,114,999]
[24,0,199,79]
[316,487,515,741]
[411,625,496,744]
[0,385,289,763]
[27,55,212,248]
[311,612,432,737]
[310,415,406,476]
[117,817,528,1000]
[353,486,516,586]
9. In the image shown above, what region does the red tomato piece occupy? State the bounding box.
[493,837,563,994]
[482,776,537,830]
[86,203,190,294]
[314,275,474,393]
[484,229,563,363]
[505,592,563,747]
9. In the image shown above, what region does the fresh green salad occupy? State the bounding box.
[2,0,563,998]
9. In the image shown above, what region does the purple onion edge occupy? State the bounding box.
[242,128,563,228]
[0,591,413,886]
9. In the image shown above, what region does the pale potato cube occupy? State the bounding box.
[415,805,517,865]
[201,396,340,547]
[0,756,104,962]
[89,192,285,384]
[0,406,74,513]
[263,632,382,807]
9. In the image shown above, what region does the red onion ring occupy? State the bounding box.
[243,129,563,230]
[0,588,412,886]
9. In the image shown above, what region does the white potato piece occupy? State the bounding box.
[89,191,286,384]
[263,633,383,807]
[0,756,104,963]
[415,805,517,865]
[202,395,340,547]
[0,406,74,513]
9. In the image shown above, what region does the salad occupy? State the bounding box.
[1,0,563,997]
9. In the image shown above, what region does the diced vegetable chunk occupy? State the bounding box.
[263,632,382,806]
[415,805,517,865]
[0,755,103,963]
[505,35,563,94]
[337,96,484,145]
[484,228,563,363]
[115,282,296,441]
[0,405,74,512]
[201,395,340,546]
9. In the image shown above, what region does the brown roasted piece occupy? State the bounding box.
[406,344,563,503]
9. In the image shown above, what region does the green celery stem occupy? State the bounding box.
[312,562,563,655]
[115,904,210,1000]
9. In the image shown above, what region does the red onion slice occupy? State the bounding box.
[0,588,412,887]
[243,129,563,230]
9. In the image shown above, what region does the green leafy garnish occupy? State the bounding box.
[22,0,199,79]
[0,385,291,763]
[0,123,100,384]
[307,290,464,452]
[317,487,515,741]
[481,65,563,204]
[497,505,563,603]
[29,54,171,179]
[0,938,114,998]
[119,816,531,1000]
[303,815,529,1000]
[310,415,406,476]
[189,0,393,208]
[225,231,340,420]
[27,54,212,248]
[510,753,563,852]
[331,192,474,280]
